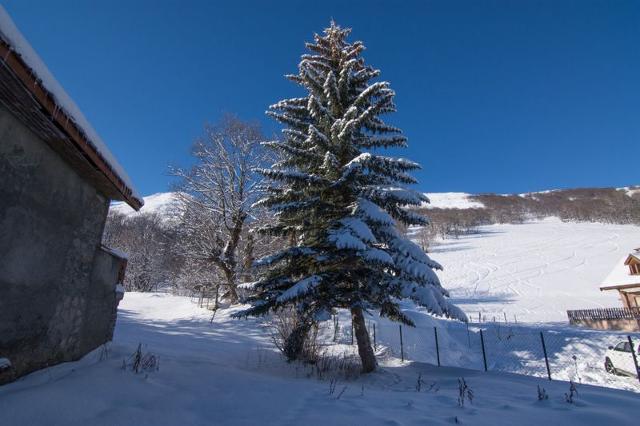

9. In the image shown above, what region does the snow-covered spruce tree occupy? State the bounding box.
[235,22,465,372]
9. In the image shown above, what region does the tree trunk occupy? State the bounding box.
[351,306,376,373]
[242,233,255,282]
[223,268,239,304]
[213,285,220,310]
[283,319,311,362]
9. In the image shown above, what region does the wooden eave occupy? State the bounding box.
[624,254,640,266]
[0,38,142,210]
[600,283,640,292]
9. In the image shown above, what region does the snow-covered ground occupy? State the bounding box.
[619,186,640,197]
[422,192,484,209]
[392,218,640,392]
[2,218,639,424]
[370,301,640,393]
[422,217,640,323]
[1,293,638,426]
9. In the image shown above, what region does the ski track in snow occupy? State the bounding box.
[428,218,640,323]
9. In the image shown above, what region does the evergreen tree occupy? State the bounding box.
[235,22,465,372]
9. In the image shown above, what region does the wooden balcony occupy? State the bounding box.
[567,307,640,331]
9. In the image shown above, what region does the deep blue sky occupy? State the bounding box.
[4,0,639,196]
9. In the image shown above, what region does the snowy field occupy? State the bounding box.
[368,301,640,393]
[422,192,484,209]
[2,218,640,424]
[422,217,640,323]
[1,293,638,426]
[388,217,640,393]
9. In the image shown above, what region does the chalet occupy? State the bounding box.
[567,248,640,331]
[0,7,142,384]
[600,249,640,309]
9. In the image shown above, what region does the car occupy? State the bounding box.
[605,341,640,377]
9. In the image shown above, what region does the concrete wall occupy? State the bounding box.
[0,104,123,384]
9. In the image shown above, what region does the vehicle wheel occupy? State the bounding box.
[605,357,617,375]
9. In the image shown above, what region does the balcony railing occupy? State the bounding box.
[567,307,640,322]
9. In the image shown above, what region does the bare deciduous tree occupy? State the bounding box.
[103,212,177,292]
[171,116,271,304]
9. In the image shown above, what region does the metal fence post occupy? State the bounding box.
[480,329,488,372]
[540,331,552,380]
[351,320,354,345]
[466,321,471,347]
[627,335,640,384]
[373,323,377,351]
[434,327,441,367]
[399,325,404,362]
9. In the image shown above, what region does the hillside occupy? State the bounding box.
[110,192,182,218]
[105,189,640,324]
[417,218,640,322]
[469,187,640,224]
[111,186,640,225]
[105,187,640,318]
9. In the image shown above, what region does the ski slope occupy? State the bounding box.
[1,293,637,426]
[423,217,640,323]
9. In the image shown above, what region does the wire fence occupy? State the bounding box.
[322,312,640,393]
[178,290,640,393]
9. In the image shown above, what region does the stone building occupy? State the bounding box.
[0,8,143,384]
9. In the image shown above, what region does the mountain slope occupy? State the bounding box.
[111,186,640,220]
[110,192,181,218]
[106,190,640,323]
[419,217,640,322]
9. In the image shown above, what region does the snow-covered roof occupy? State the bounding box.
[0,6,142,209]
[625,252,640,265]
[100,245,129,260]
[600,252,640,290]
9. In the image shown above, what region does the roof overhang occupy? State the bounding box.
[600,283,640,292]
[624,253,640,265]
[0,35,142,210]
